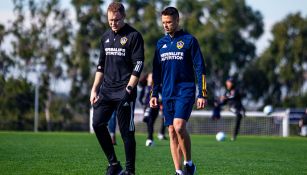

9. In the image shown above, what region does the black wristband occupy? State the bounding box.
[126,86,133,91]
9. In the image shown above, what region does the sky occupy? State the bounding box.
[0,0,307,93]
[245,0,307,54]
[1,0,307,54]
[1,0,307,67]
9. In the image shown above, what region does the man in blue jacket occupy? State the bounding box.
[150,7,207,175]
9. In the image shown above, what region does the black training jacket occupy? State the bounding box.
[97,24,144,101]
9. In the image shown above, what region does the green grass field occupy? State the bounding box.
[1,132,307,175]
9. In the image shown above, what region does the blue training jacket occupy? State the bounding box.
[152,30,207,100]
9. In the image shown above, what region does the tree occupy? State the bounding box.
[177,0,263,103]
[0,23,14,78]
[124,0,170,72]
[245,13,307,107]
[0,76,34,130]
[9,0,73,130]
[69,0,107,116]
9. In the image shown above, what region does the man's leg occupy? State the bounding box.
[93,100,117,163]
[158,117,167,140]
[108,111,117,145]
[117,100,136,173]
[232,112,242,140]
[164,99,184,174]
[169,125,183,172]
[173,119,197,175]
[147,108,159,140]
[160,117,166,134]
[92,100,123,174]
[173,98,196,175]
[173,119,191,162]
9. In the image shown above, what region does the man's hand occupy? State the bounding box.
[121,88,133,103]
[90,90,99,105]
[220,96,226,102]
[150,97,159,108]
[197,98,207,109]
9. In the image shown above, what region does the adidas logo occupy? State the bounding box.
[123,102,129,106]
[162,44,167,48]
[105,38,110,43]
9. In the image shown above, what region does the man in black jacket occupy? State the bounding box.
[90,2,144,175]
[219,77,245,141]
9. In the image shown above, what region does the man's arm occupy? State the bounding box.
[191,37,207,109]
[126,75,140,93]
[191,37,207,99]
[150,46,162,108]
[90,38,105,105]
[90,72,104,105]
[151,47,162,98]
[127,32,144,93]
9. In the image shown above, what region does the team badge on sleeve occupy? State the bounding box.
[176,41,184,49]
[120,37,128,46]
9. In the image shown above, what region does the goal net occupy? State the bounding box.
[90,108,303,137]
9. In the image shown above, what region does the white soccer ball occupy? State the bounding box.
[263,105,273,115]
[216,132,226,141]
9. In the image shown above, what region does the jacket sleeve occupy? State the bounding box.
[131,32,144,77]
[191,37,207,98]
[96,38,105,73]
[151,46,162,98]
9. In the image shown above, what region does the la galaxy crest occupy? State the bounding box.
[176,40,184,49]
[120,37,128,46]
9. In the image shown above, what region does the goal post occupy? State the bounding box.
[270,110,290,137]
[89,107,94,134]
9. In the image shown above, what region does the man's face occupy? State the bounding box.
[161,15,179,35]
[108,11,125,32]
[226,80,233,90]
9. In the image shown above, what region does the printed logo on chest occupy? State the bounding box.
[120,37,128,46]
[176,40,184,49]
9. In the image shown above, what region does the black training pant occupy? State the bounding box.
[92,97,136,173]
[159,117,166,135]
[145,107,159,140]
[233,112,243,138]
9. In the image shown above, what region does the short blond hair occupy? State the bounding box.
[107,2,126,17]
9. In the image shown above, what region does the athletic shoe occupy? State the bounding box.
[120,170,135,175]
[175,173,181,175]
[157,133,167,140]
[145,139,154,147]
[106,162,123,175]
[184,163,196,175]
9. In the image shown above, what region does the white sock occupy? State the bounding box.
[184,160,193,166]
[176,170,183,175]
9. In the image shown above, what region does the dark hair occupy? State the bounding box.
[107,2,126,17]
[161,7,179,19]
[227,76,235,83]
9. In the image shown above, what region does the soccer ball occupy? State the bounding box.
[263,105,273,115]
[216,132,226,141]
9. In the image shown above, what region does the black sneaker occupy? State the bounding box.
[184,163,196,175]
[106,162,123,175]
[120,170,135,175]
